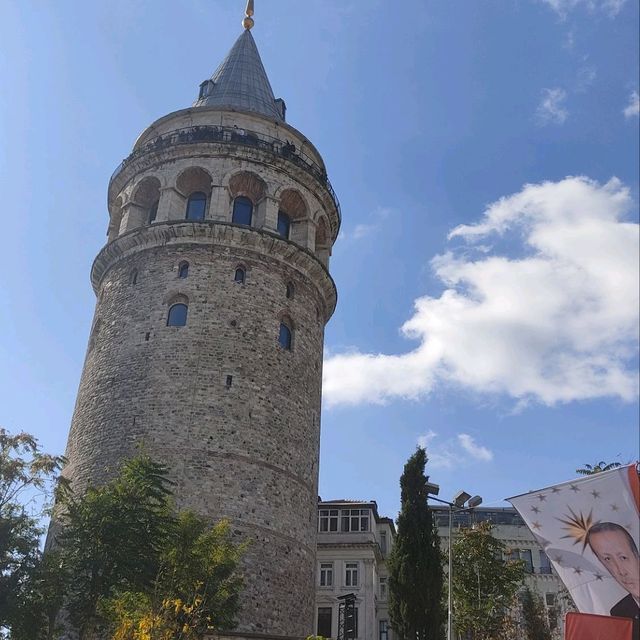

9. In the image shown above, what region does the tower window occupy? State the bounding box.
[232,196,253,226]
[278,322,292,350]
[167,303,188,327]
[234,267,246,284]
[148,200,159,224]
[277,211,291,239]
[130,269,138,285]
[186,192,207,221]
[178,261,189,279]
[286,282,294,299]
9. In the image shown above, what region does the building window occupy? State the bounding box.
[186,191,207,221]
[539,550,552,574]
[319,509,339,532]
[379,620,389,640]
[286,282,294,299]
[510,548,533,573]
[277,210,291,239]
[278,322,292,350]
[232,196,253,226]
[380,530,388,554]
[167,303,188,327]
[178,261,189,279]
[317,607,332,638]
[319,563,333,587]
[545,593,556,606]
[379,576,387,599]
[341,509,370,532]
[130,268,138,285]
[234,267,246,284]
[148,200,159,223]
[345,562,358,587]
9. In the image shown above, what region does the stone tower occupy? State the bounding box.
[60,7,339,638]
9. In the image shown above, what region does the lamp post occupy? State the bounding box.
[425,484,482,640]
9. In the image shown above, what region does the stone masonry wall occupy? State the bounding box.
[61,106,338,639]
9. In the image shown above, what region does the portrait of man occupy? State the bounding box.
[587,521,640,639]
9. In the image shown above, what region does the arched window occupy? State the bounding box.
[278,322,292,350]
[130,269,138,285]
[234,267,246,284]
[178,261,189,279]
[148,200,159,224]
[277,211,291,239]
[185,192,207,221]
[167,303,188,327]
[232,196,253,226]
[286,282,294,299]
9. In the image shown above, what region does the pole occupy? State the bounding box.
[448,504,453,640]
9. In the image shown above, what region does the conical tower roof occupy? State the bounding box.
[193,29,284,121]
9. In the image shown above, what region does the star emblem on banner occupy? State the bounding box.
[532,521,542,530]
[531,505,541,514]
[573,567,583,575]
[558,507,595,551]
[611,504,619,511]
[594,573,604,581]
[590,490,600,499]
[569,484,580,493]
[551,487,561,494]
[537,494,547,502]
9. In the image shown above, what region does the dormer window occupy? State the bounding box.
[199,79,214,99]
[341,508,369,532]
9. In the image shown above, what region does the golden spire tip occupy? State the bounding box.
[243,0,255,30]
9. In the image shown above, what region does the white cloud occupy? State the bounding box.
[341,207,394,242]
[536,88,569,125]
[457,434,494,461]
[323,176,639,408]
[623,90,640,118]
[416,431,493,468]
[541,0,627,18]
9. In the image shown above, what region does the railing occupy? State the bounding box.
[109,124,341,218]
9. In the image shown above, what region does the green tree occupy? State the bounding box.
[450,521,524,640]
[520,587,552,640]
[0,428,65,634]
[55,455,175,639]
[388,447,445,640]
[575,461,622,475]
[103,511,244,639]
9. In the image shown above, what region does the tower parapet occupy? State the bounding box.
[62,13,338,639]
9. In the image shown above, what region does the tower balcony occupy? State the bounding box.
[108,123,341,232]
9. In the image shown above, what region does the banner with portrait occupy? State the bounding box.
[508,464,639,636]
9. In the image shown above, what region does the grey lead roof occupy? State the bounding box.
[193,29,283,121]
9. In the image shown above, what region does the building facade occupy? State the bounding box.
[59,8,339,639]
[315,501,396,640]
[432,506,571,639]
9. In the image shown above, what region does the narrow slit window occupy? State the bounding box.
[186,192,207,221]
[232,196,253,226]
[167,303,188,327]
[286,282,294,299]
[234,267,246,284]
[278,322,292,350]
[130,269,138,285]
[178,261,189,279]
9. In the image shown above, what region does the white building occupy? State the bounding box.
[315,500,396,640]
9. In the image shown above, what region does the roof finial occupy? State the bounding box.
[243,0,254,30]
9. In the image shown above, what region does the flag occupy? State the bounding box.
[565,612,633,640]
[508,464,640,638]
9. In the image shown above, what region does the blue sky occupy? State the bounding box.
[0,0,638,520]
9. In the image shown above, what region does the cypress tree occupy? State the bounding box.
[388,447,445,640]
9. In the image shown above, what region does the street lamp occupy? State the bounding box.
[425,484,482,640]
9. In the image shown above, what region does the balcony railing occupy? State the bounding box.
[109,124,341,219]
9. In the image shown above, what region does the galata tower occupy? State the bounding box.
[60,2,339,637]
